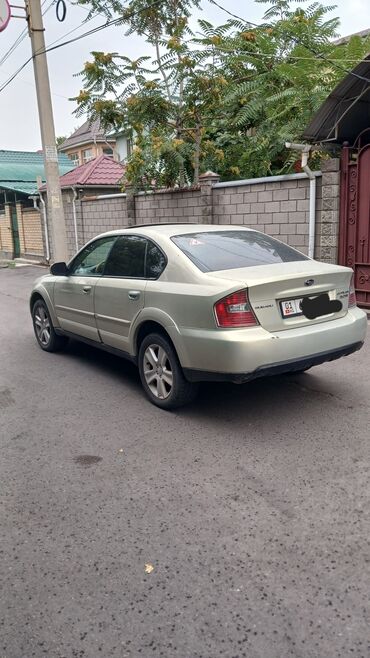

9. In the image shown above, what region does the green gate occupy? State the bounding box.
[10,205,20,258]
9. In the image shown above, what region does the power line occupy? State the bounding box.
[0,0,53,67]
[2,0,370,97]
[0,66,69,97]
[207,0,257,24]
[207,0,370,85]
[0,18,115,93]
[0,0,166,95]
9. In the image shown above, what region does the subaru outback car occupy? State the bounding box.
[30,224,367,409]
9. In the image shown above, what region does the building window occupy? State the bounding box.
[103,147,113,157]
[82,148,93,164]
[69,152,79,166]
[127,138,133,158]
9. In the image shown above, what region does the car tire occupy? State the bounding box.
[138,332,199,409]
[32,299,68,352]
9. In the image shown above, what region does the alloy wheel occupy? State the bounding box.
[143,344,173,399]
[34,305,51,347]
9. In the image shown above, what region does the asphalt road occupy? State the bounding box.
[1,266,369,658]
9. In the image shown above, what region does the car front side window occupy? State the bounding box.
[69,237,116,276]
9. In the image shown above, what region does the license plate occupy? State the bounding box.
[280,298,303,318]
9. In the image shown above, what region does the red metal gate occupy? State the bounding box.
[339,134,370,308]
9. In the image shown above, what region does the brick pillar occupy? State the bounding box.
[199,171,220,224]
[126,184,136,226]
[315,158,340,263]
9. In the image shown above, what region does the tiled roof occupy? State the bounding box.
[40,155,125,190]
[58,118,115,150]
[0,150,74,196]
[0,181,43,196]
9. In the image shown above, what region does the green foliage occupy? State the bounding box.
[56,136,67,147]
[73,0,370,187]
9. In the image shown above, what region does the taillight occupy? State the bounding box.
[214,289,258,328]
[348,273,356,307]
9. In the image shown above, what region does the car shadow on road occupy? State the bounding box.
[194,372,315,411]
[60,339,346,423]
[62,339,142,391]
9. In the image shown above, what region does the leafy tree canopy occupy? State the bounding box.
[73,0,370,188]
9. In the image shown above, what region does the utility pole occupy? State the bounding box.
[25,0,68,262]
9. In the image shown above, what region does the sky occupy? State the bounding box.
[1,0,370,151]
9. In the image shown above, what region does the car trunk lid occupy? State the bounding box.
[208,261,352,332]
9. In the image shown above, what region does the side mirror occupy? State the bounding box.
[50,261,69,276]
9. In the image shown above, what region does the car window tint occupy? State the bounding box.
[171,230,308,272]
[146,241,166,278]
[104,235,146,277]
[70,237,116,276]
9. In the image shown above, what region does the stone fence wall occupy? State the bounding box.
[44,158,340,264]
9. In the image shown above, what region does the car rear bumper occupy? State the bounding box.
[172,307,368,382]
[184,341,364,383]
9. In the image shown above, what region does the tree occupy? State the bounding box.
[74,0,208,188]
[56,135,67,147]
[201,0,370,177]
[73,0,370,187]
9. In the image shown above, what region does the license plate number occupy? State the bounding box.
[280,298,303,318]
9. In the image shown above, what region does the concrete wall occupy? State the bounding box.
[212,175,322,254]
[135,187,203,223]
[43,161,341,264]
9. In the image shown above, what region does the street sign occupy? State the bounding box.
[0,0,11,32]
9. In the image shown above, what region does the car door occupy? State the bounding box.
[94,235,166,353]
[53,236,116,341]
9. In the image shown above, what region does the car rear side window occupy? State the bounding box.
[171,230,308,272]
[146,242,166,278]
[104,235,147,277]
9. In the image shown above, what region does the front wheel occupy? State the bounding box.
[32,299,68,352]
[138,333,198,409]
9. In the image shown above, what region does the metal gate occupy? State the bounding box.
[339,132,370,308]
[10,205,20,258]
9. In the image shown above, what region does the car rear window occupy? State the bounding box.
[171,230,308,272]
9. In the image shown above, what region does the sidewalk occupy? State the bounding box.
[0,258,47,269]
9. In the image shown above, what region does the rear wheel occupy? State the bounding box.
[138,332,198,409]
[32,299,67,352]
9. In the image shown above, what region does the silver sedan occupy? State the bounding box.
[30,224,367,409]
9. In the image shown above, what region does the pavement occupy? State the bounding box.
[0,266,369,658]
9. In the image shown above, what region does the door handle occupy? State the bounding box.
[83,285,92,294]
[128,290,140,300]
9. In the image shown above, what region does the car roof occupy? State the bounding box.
[94,223,255,240]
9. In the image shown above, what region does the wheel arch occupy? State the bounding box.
[133,316,187,366]
[30,291,44,313]
[30,287,60,328]
[135,320,175,354]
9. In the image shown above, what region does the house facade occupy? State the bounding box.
[106,128,133,163]
[0,150,74,260]
[40,154,126,259]
[58,119,117,167]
